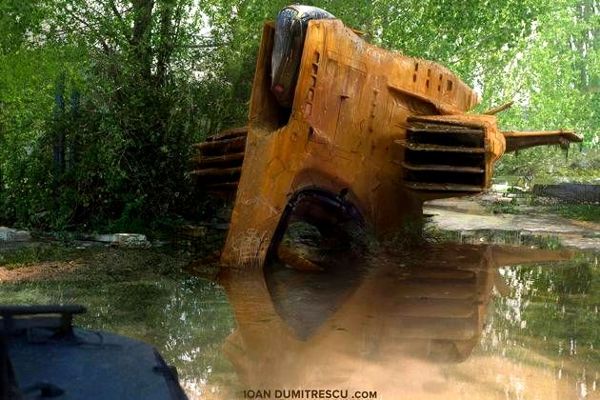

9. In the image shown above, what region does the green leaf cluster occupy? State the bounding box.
[0,0,597,232]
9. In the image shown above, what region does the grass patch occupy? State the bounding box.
[547,204,600,223]
[481,192,599,223]
[0,244,86,269]
[487,199,521,215]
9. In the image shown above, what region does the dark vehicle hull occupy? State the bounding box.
[1,305,188,400]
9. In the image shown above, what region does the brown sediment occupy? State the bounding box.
[0,261,82,283]
[0,247,193,284]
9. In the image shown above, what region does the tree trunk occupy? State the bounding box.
[156,0,176,86]
[131,0,155,80]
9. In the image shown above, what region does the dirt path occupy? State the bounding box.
[0,260,81,283]
[0,247,191,283]
[424,198,600,250]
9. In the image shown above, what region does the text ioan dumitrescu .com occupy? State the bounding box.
[242,389,377,399]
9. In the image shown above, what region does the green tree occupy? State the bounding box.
[0,0,598,231]
[0,0,224,230]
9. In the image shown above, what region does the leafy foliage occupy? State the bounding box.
[0,0,221,230]
[0,0,598,232]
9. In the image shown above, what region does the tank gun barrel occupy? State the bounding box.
[502,130,582,152]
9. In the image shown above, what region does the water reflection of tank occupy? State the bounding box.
[190,5,582,268]
[218,244,572,396]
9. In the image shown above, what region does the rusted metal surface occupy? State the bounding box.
[502,130,581,152]
[190,127,247,195]
[483,100,514,115]
[190,16,583,268]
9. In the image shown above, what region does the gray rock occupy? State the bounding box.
[0,227,31,242]
[92,234,115,243]
[91,233,151,248]
[533,183,600,203]
[113,233,150,248]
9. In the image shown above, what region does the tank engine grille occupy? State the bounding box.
[398,116,487,193]
[190,127,247,197]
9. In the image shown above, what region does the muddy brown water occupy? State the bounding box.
[1,242,599,400]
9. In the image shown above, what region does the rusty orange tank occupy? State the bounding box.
[191,8,581,268]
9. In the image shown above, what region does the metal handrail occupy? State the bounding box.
[0,304,87,335]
